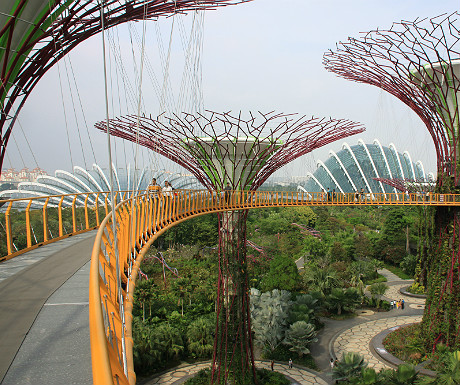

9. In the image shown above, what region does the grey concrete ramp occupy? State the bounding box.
[0,232,96,384]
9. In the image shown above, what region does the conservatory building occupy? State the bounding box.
[300,139,435,195]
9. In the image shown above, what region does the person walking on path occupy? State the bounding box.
[330,358,334,371]
[148,178,161,197]
[270,360,274,371]
[289,358,293,369]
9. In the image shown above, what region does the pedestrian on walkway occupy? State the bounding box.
[271,360,274,371]
[401,299,405,310]
[330,358,334,370]
[289,358,293,369]
[390,300,394,309]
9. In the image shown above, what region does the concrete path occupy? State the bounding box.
[330,268,425,373]
[333,315,423,370]
[140,361,329,385]
[0,232,96,385]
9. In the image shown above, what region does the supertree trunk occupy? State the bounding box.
[213,210,256,385]
[422,177,460,349]
[415,204,435,289]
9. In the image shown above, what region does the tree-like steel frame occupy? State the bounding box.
[324,12,460,349]
[96,110,364,384]
[323,12,460,185]
[95,110,364,190]
[0,0,245,171]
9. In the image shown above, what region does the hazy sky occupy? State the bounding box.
[8,0,460,179]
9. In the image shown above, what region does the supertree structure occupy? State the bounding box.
[96,110,364,384]
[373,178,436,195]
[323,12,460,349]
[0,0,244,172]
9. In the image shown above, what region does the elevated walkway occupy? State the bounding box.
[0,232,96,385]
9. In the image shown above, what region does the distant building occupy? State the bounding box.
[0,164,201,209]
[1,167,47,182]
[300,139,435,195]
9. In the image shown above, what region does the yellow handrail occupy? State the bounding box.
[88,189,460,385]
[0,190,142,262]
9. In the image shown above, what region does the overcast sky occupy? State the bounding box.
[8,0,460,179]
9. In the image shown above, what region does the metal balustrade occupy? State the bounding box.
[0,191,129,262]
[87,189,460,385]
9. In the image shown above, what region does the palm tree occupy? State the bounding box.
[186,317,215,358]
[303,265,338,295]
[327,288,362,315]
[369,282,389,308]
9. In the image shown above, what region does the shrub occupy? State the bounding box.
[184,368,290,385]
[332,352,366,383]
[400,254,418,277]
[282,321,317,357]
[407,282,426,295]
[382,323,427,365]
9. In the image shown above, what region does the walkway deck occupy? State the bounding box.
[0,232,96,385]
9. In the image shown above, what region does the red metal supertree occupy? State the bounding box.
[373,178,436,194]
[96,110,363,384]
[0,0,245,172]
[324,12,460,349]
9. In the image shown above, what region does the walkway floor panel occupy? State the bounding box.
[0,233,95,384]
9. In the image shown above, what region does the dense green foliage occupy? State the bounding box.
[132,204,427,378]
[333,352,419,385]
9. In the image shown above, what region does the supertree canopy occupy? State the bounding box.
[323,12,460,185]
[0,0,244,172]
[324,13,460,349]
[95,110,364,190]
[97,110,364,384]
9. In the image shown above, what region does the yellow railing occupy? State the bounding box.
[0,190,140,262]
[88,189,460,385]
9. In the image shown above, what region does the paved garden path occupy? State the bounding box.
[140,361,329,385]
[333,315,423,370]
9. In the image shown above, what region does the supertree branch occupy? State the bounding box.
[374,177,436,194]
[95,110,364,190]
[323,12,460,183]
[0,0,247,171]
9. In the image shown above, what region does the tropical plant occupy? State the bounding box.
[250,289,292,352]
[186,316,215,358]
[326,287,362,315]
[368,282,389,308]
[303,265,338,295]
[144,323,184,363]
[332,352,367,383]
[288,293,321,325]
[261,255,300,292]
[391,363,418,385]
[282,321,317,357]
[400,254,418,277]
[417,351,460,385]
